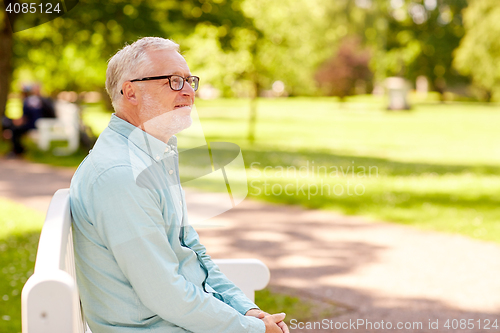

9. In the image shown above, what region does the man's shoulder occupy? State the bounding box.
[72,127,135,185]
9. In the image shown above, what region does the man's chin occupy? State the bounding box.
[173,106,192,114]
[180,116,193,130]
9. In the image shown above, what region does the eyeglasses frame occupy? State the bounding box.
[120,74,200,94]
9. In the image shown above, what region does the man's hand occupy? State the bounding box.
[245,309,289,333]
[263,313,289,333]
[245,308,269,319]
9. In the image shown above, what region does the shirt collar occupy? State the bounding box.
[108,113,177,161]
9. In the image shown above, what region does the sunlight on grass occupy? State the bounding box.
[0,199,44,239]
[193,97,500,243]
[0,198,44,333]
[245,163,500,243]
[196,97,500,166]
[255,288,314,323]
[5,96,500,244]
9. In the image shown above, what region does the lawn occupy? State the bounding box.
[193,97,500,243]
[0,199,44,333]
[3,95,500,245]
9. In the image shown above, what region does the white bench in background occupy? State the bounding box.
[21,188,270,333]
[35,101,80,155]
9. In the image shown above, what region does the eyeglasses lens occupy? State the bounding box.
[170,76,183,90]
[189,77,199,91]
[170,76,199,91]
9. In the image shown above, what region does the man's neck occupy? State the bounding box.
[116,110,173,144]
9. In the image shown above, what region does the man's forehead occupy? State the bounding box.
[147,49,190,75]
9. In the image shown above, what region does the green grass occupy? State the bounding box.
[195,97,500,166]
[255,288,315,323]
[192,97,500,243]
[0,199,44,333]
[3,96,500,243]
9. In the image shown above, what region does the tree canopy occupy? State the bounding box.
[1,0,497,116]
[454,0,500,101]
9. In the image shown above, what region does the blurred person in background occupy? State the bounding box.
[2,84,55,157]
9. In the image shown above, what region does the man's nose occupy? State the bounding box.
[181,82,195,97]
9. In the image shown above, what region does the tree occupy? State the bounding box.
[1,0,254,121]
[0,2,17,130]
[315,37,372,100]
[181,0,346,142]
[454,0,500,101]
[319,0,468,94]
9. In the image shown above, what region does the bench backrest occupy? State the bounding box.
[21,188,85,333]
[21,189,270,333]
[54,101,79,124]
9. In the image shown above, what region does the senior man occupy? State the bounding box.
[70,37,288,333]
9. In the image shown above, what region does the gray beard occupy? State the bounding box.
[141,93,192,142]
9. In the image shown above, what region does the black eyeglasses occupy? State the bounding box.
[120,75,200,94]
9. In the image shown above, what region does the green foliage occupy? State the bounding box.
[315,37,373,98]
[182,0,343,97]
[239,0,340,96]
[10,0,252,95]
[9,0,350,97]
[6,0,473,100]
[454,0,500,101]
[333,0,469,91]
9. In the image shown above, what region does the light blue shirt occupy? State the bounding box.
[70,114,265,333]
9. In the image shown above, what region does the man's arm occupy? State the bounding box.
[181,223,262,314]
[88,166,265,333]
[180,198,289,333]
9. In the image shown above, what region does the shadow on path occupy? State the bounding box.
[197,199,500,332]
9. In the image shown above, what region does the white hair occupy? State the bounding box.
[105,37,180,111]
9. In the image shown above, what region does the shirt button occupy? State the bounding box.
[165,146,170,152]
[179,200,182,206]
[169,170,173,175]
[155,155,160,161]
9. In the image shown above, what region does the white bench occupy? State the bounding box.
[34,101,80,155]
[21,188,270,333]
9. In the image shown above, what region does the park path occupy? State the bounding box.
[1,158,499,332]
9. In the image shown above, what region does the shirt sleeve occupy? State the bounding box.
[89,166,265,333]
[181,223,261,315]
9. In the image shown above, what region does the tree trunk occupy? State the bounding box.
[247,95,257,144]
[247,77,259,144]
[0,10,15,136]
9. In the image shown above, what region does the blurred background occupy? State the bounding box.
[1,0,500,331]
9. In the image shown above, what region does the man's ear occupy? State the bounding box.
[122,82,139,105]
